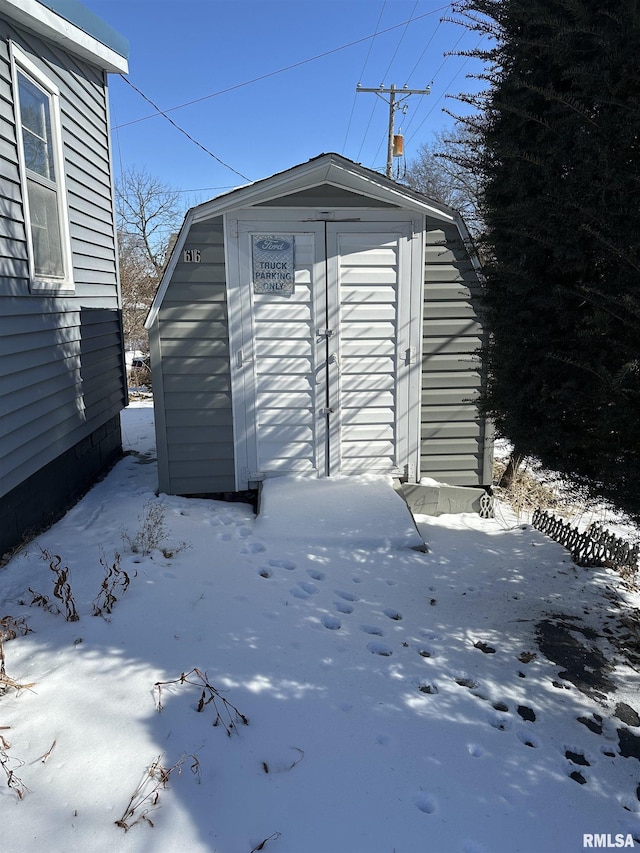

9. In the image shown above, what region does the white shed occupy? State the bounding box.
[146,154,493,497]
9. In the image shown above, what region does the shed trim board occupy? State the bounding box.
[224,210,424,489]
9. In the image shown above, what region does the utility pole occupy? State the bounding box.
[356,83,431,178]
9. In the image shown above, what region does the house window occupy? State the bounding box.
[11,46,73,292]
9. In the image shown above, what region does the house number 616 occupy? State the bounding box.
[183,248,201,263]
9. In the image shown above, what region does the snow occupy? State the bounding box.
[1,400,640,853]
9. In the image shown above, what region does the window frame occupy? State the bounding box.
[10,43,74,294]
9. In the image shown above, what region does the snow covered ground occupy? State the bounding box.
[1,400,640,853]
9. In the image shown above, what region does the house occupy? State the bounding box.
[0,0,129,556]
[145,153,493,502]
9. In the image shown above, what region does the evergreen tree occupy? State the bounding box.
[453,0,640,517]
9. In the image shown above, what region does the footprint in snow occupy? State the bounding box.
[290,586,312,600]
[383,608,402,621]
[335,601,354,614]
[298,581,317,595]
[419,629,441,641]
[335,590,359,602]
[322,615,341,631]
[517,729,540,749]
[367,641,393,657]
[361,625,385,636]
[488,711,512,732]
[467,743,489,758]
[269,558,296,571]
[258,568,272,578]
[565,749,590,766]
[241,541,266,554]
[517,705,536,722]
[455,676,479,690]
[307,569,325,581]
[414,793,437,814]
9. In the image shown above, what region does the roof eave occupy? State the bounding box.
[190,154,455,223]
[0,0,129,73]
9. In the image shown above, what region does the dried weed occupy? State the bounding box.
[155,668,248,736]
[92,550,135,619]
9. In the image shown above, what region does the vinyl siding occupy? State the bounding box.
[0,16,125,501]
[420,221,490,486]
[151,217,236,495]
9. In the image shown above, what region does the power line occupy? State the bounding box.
[119,76,252,182]
[114,5,450,130]
[405,34,486,144]
[403,15,444,85]
[341,0,387,154]
[401,26,469,138]
[380,0,419,84]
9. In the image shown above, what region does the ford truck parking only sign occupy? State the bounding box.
[252,235,295,296]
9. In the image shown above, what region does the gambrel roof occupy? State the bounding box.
[147,152,463,328]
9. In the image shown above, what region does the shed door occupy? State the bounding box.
[229,217,419,488]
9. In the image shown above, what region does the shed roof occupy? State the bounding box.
[189,152,457,223]
[147,153,461,328]
[0,0,129,73]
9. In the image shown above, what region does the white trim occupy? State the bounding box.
[0,0,128,73]
[11,42,74,294]
[223,215,250,490]
[407,215,426,482]
[190,156,456,224]
[145,214,193,328]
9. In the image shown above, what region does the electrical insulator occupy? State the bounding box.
[393,134,404,157]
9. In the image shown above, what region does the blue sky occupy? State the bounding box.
[84,0,485,208]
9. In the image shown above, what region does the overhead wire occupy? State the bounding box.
[114,7,449,130]
[368,0,424,169]
[403,13,444,86]
[342,0,386,155]
[119,76,252,182]
[401,25,468,139]
[380,0,419,83]
[405,34,486,143]
[361,0,421,168]
[114,3,455,183]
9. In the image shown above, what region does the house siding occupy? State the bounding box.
[0,11,126,551]
[151,217,236,495]
[420,221,490,486]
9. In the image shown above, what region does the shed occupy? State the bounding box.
[0,0,129,556]
[146,153,493,497]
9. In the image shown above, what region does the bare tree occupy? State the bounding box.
[404,125,484,237]
[115,167,183,354]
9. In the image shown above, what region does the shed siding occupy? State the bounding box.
[420,222,489,486]
[153,217,236,495]
[0,17,125,503]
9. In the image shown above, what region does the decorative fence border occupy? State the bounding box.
[532,509,640,571]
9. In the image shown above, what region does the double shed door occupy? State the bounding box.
[227,214,422,489]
